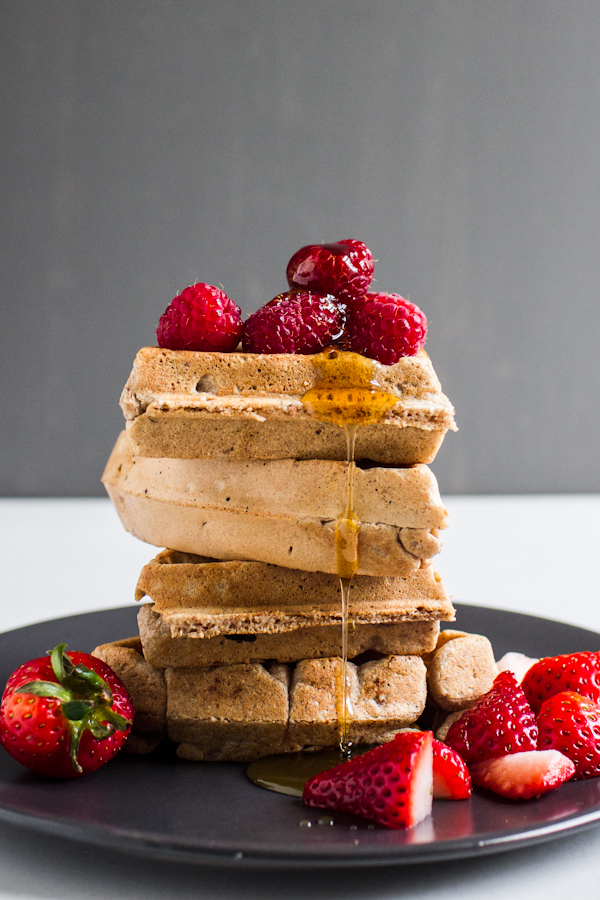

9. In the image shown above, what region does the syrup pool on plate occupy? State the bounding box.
[247,350,400,794]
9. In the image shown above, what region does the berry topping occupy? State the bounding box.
[537,691,600,779]
[444,671,538,766]
[286,240,374,305]
[0,644,133,779]
[242,290,344,355]
[470,750,575,800]
[156,283,242,352]
[344,292,427,365]
[432,738,472,799]
[303,731,433,830]
[522,652,600,714]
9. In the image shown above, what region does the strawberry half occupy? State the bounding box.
[303,731,433,829]
[470,750,575,800]
[444,671,538,766]
[522,652,600,714]
[0,644,133,778]
[537,691,600,779]
[432,738,472,799]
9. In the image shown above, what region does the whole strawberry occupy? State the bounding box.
[444,672,538,766]
[286,240,374,305]
[156,283,242,352]
[344,292,427,365]
[242,290,344,354]
[537,691,600,779]
[0,644,133,778]
[303,731,433,830]
[522,652,600,714]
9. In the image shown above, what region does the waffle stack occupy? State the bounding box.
[98,346,493,761]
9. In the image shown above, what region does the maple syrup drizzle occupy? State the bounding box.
[336,424,358,754]
[247,746,370,797]
[246,351,400,794]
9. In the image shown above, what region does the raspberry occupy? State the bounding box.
[286,240,374,305]
[156,283,242,352]
[242,290,344,354]
[344,292,427,365]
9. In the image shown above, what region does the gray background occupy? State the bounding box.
[2,0,599,497]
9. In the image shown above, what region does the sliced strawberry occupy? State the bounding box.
[432,738,472,799]
[522,652,600,714]
[537,691,600,779]
[470,750,575,800]
[444,671,537,766]
[303,731,433,830]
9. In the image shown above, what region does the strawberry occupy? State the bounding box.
[286,240,374,306]
[0,644,133,778]
[522,652,600,714]
[156,283,242,352]
[303,731,433,829]
[470,750,575,800]
[432,738,472,799]
[444,671,538,766]
[537,691,600,779]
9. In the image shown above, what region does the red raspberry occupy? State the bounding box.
[286,240,374,305]
[156,283,242,352]
[344,292,427,365]
[242,290,344,354]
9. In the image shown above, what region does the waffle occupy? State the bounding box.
[104,432,448,530]
[103,434,443,575]
[426,632,498,711]
[121,347,456,464]
[138,603,441,666]
[134,551,454,632]
[93,638,428,761]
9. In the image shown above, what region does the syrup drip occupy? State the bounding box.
[301,353,399,755]
[246,351,400,794]
[247,747,370,798]
[337,425,359,755]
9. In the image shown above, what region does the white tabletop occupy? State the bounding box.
[1,495,599,898]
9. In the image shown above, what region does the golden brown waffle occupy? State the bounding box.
[103,435,444,575]
[134,551,454,629]
[120,347,456,464]
[93,638,428,761]
[104,432,448,529]
[138,604,440,667]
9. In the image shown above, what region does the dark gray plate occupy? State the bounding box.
[1,604,600,868]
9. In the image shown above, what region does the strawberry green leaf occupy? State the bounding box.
[98,706,131,731]
[61,700,93,721]
[72,664,113,702]
[49,643,70,683]
[16,681,70,702]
